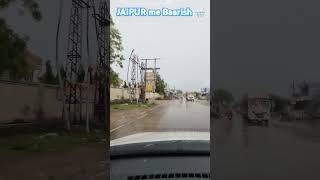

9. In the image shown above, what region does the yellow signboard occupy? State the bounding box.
[145,70,155,92]
[146,82,154,92]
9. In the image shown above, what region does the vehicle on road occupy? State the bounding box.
[111,132,210,180]
[247,94,272,123]
[186,94,195,101]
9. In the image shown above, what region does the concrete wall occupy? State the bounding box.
[110,88,134,100]
[0,80,62,123]
[0,81,160,123]
[110,88,160,101]
[146,92,160,99]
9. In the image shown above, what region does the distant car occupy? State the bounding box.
[186,95,195,101]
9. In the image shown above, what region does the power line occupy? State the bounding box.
[57,0,110,132]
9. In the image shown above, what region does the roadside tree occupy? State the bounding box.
[0,0,41,80]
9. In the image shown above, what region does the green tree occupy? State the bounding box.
[110,17,124,68]
[109,17,124,87]
[176,89,183,94]
[155,72,166,95]
[110,69,119,87]
[213,89,234,106]
[0,0,42,79]
[0,19,29,79]
[194,91,201,98]
[38,60,57,84]
[1,0,42,21]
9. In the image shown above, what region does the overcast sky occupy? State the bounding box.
[111,0,210,92]
[0,0,97,73]
[0,0,209,92]
[214,0,320,99]
[4,0,320,99]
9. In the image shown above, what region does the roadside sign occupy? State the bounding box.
[146,82,153,92]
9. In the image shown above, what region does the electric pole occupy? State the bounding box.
[127,50,140,103]
[61,0,110,132]
[93,1,110,126]
[64,0,90,131]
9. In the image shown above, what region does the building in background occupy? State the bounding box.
[293,81,320,99]
[24,50,42,82]
[200,87,210,100]
[290,81,320,119]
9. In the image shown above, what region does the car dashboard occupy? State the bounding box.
[111,155,210,180]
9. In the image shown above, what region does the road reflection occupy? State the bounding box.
[213,113,320,180]
[111,99,210,140]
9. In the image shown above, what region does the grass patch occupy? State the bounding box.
[0,131,106,153]
[111,102,156,110]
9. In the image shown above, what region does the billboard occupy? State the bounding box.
[146,71,155,80]
[146,82,154,92]
[145,71,155,92]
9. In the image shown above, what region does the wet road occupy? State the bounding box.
[214,113,320,180]
[111,99,210,140]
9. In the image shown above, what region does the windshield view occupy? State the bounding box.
[213,0,320,179]
[110,0,210,179]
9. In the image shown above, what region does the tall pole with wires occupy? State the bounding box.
[130,54,137,103]
[64,0,90,128]
[93,1,110,125]
[56,0,110,132]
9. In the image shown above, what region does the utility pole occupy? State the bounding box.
[93,1,110,126]
[61,0,110,133]
[130,55,138,103]
[63,0,90,131]
[140,58,160,102]
[127,50,140,103]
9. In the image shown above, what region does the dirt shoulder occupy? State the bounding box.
[0,132,108,180]
[0,145,107,180]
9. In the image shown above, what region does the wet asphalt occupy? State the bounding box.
[111,99,210,140]
[213,113,320,180]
